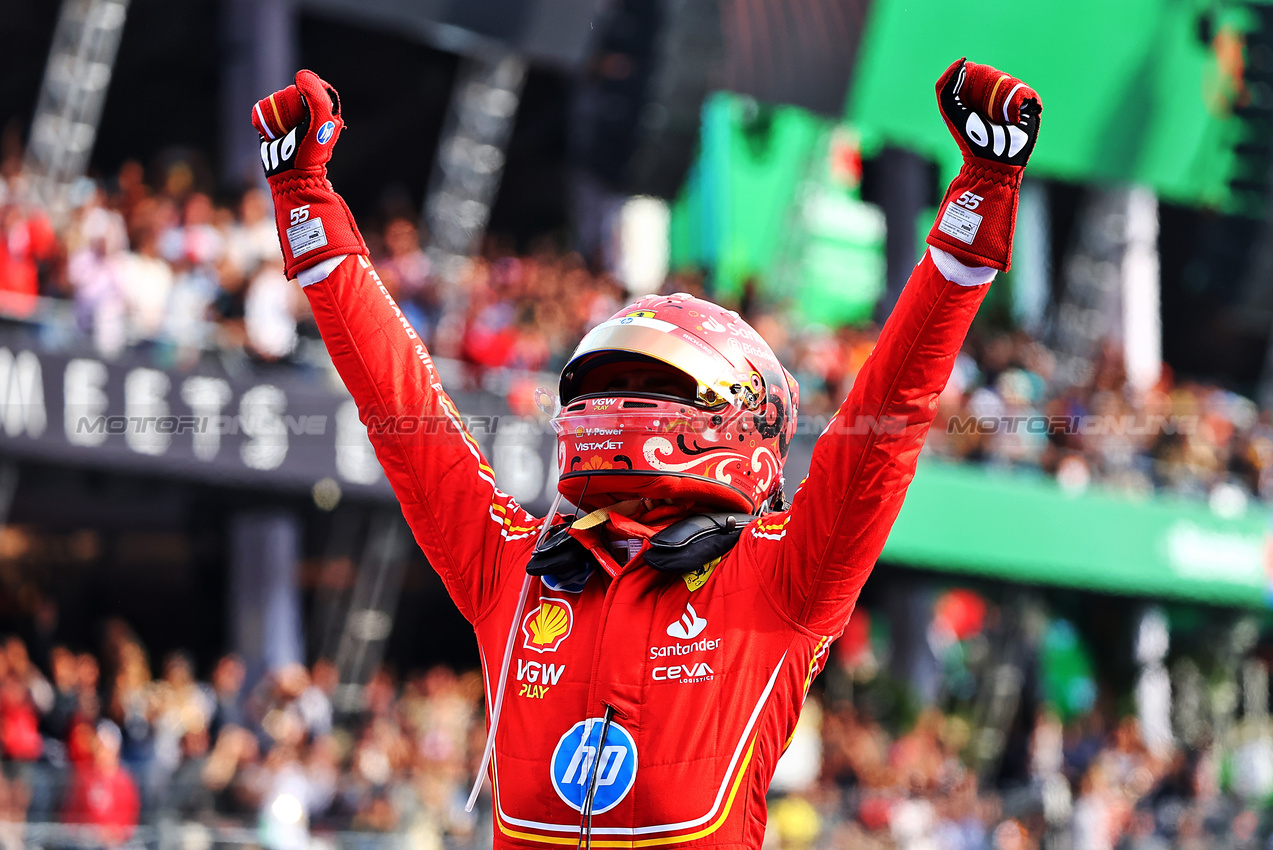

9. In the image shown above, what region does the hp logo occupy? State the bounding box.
[550,718,637,814]
[316,121,336,145]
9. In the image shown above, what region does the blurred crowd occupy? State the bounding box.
[0,623,486,848]
[798,695,1271,850]
[0,621,1268,850]
[2,153,1271,506]
[779,320,1273,507]
[0,156,629,374]
[0,161,306,363]
[926,335,1273,506]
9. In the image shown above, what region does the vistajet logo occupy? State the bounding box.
[575,439,623,452]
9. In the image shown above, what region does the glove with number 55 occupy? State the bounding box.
[927,58,1041,271]
[251,70,367,279]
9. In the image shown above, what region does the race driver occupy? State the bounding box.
[252,57,1040,848]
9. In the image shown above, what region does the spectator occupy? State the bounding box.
[151,651,213,792]
[118,219,173,345]
[0,637,50,764]
[377,217,435,338]
[244,256,298,359]
[66,215,129,356]
[66,653,103,765]
[61,721,140,846]
[295,658,335,738]
[0,678,42,763]
[158,192,223,271]
[0,180,56,318]
[210,654,246,738]
[250,739,327,850]
[161,725,215,821]
[0,773,29,850]
[223,187,281,280]
[41,646,79,742]
[163,205,220,354]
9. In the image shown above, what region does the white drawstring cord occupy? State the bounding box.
[578,705,615,849]
[464,570,530,812]
[465,491,565,812]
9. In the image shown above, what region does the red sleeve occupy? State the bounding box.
[303,255,537,623]
[744,250,989,635]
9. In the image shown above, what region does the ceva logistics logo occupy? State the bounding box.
[550,718,638,813]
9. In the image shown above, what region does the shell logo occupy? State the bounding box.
[522,597,574,653]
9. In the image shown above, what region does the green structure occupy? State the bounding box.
[670,94,886,324]
[671,0,1257,318]
[848,0,1251,205]
[886,462,1272,609]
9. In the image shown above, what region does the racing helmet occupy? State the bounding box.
[553,293,799,513]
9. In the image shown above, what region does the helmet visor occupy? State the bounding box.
[561,317,746,409]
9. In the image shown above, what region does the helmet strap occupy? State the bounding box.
[761,478,787,514]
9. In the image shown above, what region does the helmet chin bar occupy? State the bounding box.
[557,471,787,515]
[557,470,756,514]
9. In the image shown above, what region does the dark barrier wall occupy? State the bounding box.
[0,327,819,514]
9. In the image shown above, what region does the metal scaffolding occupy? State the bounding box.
[422,52,527,284]
[331,511,412,712]
[23,0,131,222]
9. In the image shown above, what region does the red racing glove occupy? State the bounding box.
[251,70,367,279]
[927,58,1041,271]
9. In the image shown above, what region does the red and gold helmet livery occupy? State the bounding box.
[553,293,799,513]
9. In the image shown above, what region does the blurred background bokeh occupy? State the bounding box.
[3,1,1273,848]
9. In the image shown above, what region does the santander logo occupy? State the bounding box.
[666,603,707,640]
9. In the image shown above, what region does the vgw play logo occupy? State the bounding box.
[550,718,637,813]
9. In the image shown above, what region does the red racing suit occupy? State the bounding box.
[299,245,992,848]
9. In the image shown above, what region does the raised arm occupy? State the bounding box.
[252,71,535,623]
[747,59,1042,635]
